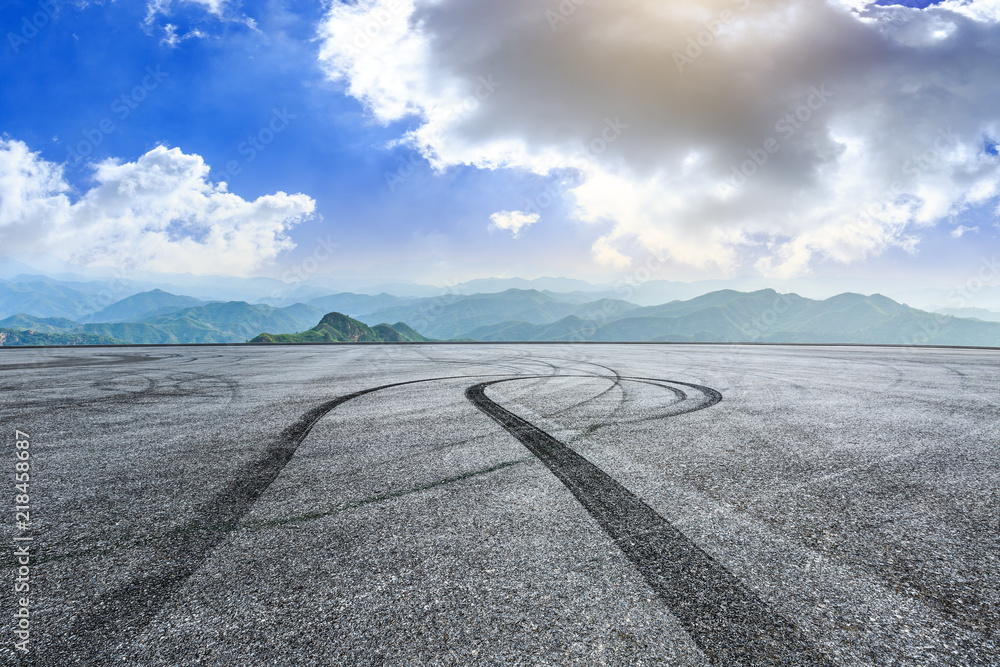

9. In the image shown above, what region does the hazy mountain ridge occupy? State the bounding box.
[0,279,102,320]
[461,290,1000,346]
[304,292,417,318]
[80,289,204,323]
[1,284,999,347]
[358,289,639,339]
[4,258,1000,313]
[935,307,1000,323]
[84,301,325,344]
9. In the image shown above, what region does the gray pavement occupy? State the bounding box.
[0,344,997,665]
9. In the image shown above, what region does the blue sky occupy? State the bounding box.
[0,0,598,283]
[0,0,998,290]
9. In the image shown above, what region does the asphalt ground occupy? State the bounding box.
[0,344,997,665]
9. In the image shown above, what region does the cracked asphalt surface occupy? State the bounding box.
[0,344,998,665]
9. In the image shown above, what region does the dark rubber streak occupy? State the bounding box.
[60,374,474,665]
[466,379,831,666]
[0,353,165,371]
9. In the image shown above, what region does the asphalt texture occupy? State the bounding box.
[0,344,997,666]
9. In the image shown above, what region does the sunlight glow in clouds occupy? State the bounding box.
[0,139,315,275]
[318,0,1000,276]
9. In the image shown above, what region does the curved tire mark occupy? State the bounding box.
[60,374,476,665]
[60,370,820,666]
[466,378,831,666]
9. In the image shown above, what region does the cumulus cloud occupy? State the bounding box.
[0,138,315,275]
[490,210,539,238]
[318,0,1000,276]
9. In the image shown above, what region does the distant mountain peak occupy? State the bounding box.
[251,311,432,344]
[82,289,203,323]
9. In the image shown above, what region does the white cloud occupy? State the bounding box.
[145,0,172,25]
[160,23,208,47]
[318,0,1000,276]
[490,210,539,238]
[0,138,315,275]
[145,0,256,45]
[951,225,980,238]
[936,0,1000,22]
[190,0,228,14]
[146,0,229,23]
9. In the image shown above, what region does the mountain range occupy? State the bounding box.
[1,280,999,347]
[354,290,639,340]
[6,256,1000,312]
[459,289,1000,345]
[0,293,325,345]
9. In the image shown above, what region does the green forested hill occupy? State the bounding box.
[0,328,124,346]
[250,312,433,343]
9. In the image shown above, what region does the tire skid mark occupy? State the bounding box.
[61,368,817,665]
[543,356,635,429]
[539,375,624,418]
[466,378,832,666]
[10,370,240,413]
[55,369,613,663]
[502,374,690,428]
[409,353,528,378]
[0,352,169,372]
[539,368,628,419]
[59,374,477,665]
[484,353,631,421]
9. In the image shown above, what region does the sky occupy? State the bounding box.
[0,0,998,291]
